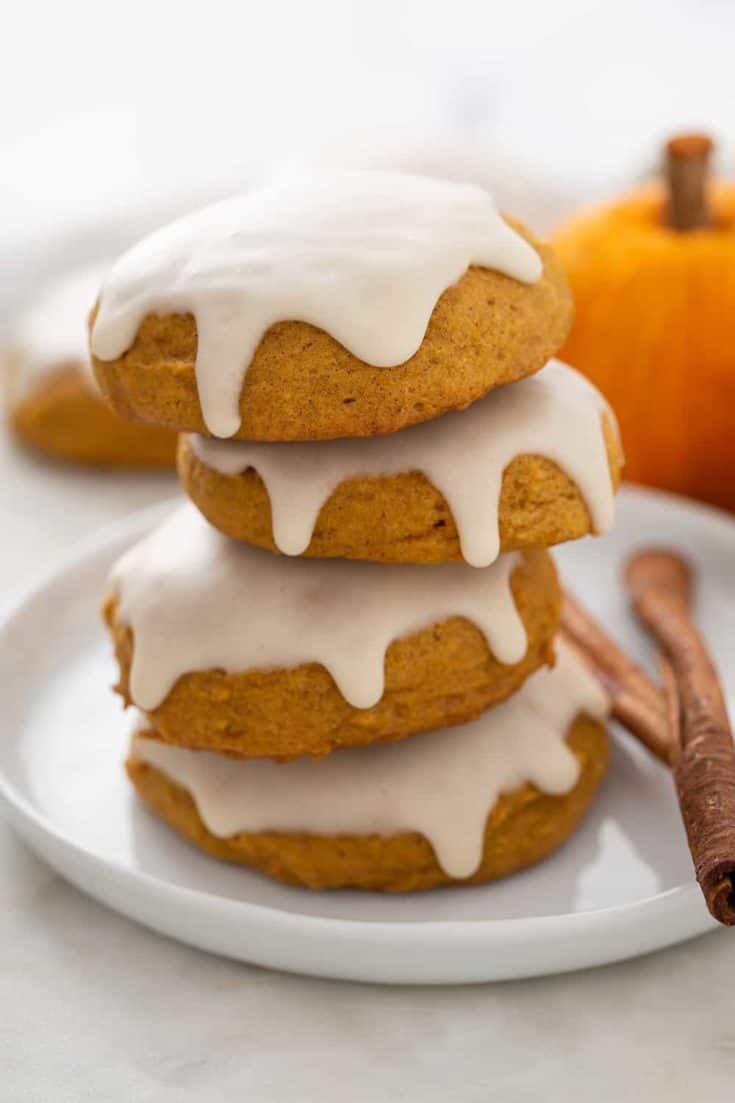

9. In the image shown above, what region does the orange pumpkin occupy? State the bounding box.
[553,138,735,511]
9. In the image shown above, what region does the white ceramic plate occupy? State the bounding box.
[0,487,731,985]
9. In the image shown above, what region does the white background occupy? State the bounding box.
[4,0,735,305]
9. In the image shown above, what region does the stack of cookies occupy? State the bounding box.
[91,172,622,891]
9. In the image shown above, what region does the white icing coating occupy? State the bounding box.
[90,171,542,438]
[109,504,528,712]
[133,640,609,879]
[5,263,108,407]
[190,359,618,567]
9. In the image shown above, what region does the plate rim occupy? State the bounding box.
[0,485,728,983]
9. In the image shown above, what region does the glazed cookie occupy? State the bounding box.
[104,505,560,758]
[4,265,176,468]
[90,172,572,441]
[179,361,623,567]
[127,642,609,891]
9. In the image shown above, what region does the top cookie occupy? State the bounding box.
[89,172,573,442]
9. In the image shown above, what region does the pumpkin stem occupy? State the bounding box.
[665,133,713,230]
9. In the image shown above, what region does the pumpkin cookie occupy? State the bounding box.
[4,265,176,468]
[11,367,178,468]
[127,642,609,891]
[179,360,622,566]
[89,173,572,441]
[104,506,560,758]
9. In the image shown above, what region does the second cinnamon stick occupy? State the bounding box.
[561,591,672,765]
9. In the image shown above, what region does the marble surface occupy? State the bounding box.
[1,426,735,1101]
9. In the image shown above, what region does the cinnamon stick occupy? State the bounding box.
[561,591,672,765]
[665,133,713,230]
[626,549,735,926]
[659,654,681,765]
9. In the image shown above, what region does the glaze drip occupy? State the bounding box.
[133,640,609,878]
[190,359,618,567]
[109,505,529,711]
[91,172,542,437]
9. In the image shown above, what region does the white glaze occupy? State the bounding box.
[133,640,609,879]
[5,263,108,407]
[190,359,618,567]
[91,171,542,437]
[109,504,529,712]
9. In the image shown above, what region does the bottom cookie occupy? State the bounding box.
[127,716,607,892]
[126,642,609,892]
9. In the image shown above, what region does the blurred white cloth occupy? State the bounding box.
[4,0,735,323]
